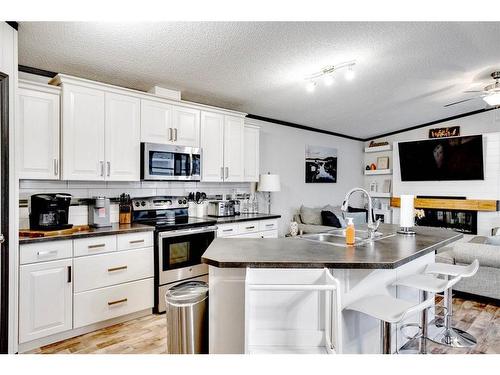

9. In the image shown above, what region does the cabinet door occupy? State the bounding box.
[18,88,60,179]
[244,125,260,182]
[105,93,141,181]
[224,115,245,182]
[61,84,105,180]
[19,259,72,343]
[172,106,200,147]
[140,99,173,144]
[200,111,224,182]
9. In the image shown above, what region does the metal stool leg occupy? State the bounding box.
[398,290,431,354]
[381,321,392,354]
[429,278,477,348]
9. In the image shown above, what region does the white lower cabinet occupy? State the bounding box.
[74,278,154,328]
[19,258,73,343]
[217,219,279,239]
[18,232,154,347]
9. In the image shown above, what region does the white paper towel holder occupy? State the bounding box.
[397,227,416,235]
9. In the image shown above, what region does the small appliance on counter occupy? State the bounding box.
[119,193,132,224]
[88,196,111,228]
[207,200,235,217]
[29,193,73,231]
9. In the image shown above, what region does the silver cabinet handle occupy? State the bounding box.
[88,243,106,249]
[265,224,274,227]
[107,161,111,177]
[67,266,72,283]
[225,167,229,179]
[220,167,224,180]
[245,226,256,230]
[108,298,128,306]
[108,265,128,272]
[173,128,178,141]
[168,128,173,141]
[222,229,233,232]
[54,159,59,176]
[37,250,57,257]
[100,161,104,176]
[129,239,144,244]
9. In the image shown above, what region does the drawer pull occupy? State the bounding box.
[222,229,233,232]
[67,266,72,283]
[245,226,256,230]
[108,298,128,306]
[129,239,145,244]
[265,224,274,227]
[88,243,106,249]
[37,250,57,256]
[107,265,128,272]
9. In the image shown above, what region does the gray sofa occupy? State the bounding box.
[437,236,500,300]
[293,205,367,234]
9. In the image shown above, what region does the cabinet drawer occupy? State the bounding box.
[20,240,73,265]
[73,247,154,293]
[74,235,117,257]
[260,229,278,238]
[259,219,278,232]
[217,223,239,237]
[117,231,153,251]
[74,278,154,328]
[238,221,260,234]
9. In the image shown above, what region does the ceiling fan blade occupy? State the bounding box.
[444,98,476,107]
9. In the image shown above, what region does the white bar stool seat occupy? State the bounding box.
[346,294,434,354]
[424,259,480,348]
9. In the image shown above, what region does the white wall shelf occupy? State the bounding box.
[364,144,392,153]
[364,169,392,176]
[370,192,391,198]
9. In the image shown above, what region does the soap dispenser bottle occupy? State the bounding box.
[346,217,355,246]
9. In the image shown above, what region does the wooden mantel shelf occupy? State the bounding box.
[390,197,500,212]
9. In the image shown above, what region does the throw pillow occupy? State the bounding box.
[321,211,342,228]
[485,235,500,246]
[299,205,322,225]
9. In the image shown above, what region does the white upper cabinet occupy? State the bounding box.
[140,99,173,144]
[105,93,141,181]
[61,84,105,180]
[201,111,225,181]
[244,124,260,182]
[141,100,200,147]
[19,258,73,343]
[172,106,200,147]
[223,115,245,182]
[17,81,60,180]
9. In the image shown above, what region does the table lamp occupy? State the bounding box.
[258,173,281,214]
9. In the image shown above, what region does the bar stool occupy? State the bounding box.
[392,273,461,354]
[345,294,434,354]
[424,259,480,348]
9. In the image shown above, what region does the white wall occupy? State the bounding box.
[367,108,500,235]
[247,118,364,235]
[0,21,18,353]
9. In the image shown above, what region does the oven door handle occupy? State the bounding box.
[158,226,218,239]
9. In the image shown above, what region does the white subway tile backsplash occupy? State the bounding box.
[20,180,68,189]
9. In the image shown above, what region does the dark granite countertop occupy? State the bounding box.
[203,213,281,224]
[19,223,154,244]
[201,224,462,269]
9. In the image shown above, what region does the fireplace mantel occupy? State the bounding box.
[390,197,500,212]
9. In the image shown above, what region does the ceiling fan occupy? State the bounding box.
[445,71,500,107]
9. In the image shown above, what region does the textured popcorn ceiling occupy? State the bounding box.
[17,22,500,138]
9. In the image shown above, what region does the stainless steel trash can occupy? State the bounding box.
[165,281,209,354]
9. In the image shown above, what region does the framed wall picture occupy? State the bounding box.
[377,156,389,170]
[305,145,337,183]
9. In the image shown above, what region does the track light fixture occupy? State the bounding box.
[304,60,356,92]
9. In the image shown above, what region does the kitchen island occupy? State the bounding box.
[201,224,462,354]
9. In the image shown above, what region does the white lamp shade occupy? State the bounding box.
[258,174,281,192]
[400,195,415,228]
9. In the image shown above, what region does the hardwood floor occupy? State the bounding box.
[26,296,499,354]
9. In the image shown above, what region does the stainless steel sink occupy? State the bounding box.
[299,229,395,247]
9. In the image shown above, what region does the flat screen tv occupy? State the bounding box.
[398,135,484,181]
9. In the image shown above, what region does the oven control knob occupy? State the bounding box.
[166,200,172,205]
[182,199,187,204]
[178,199,182,204]
[141,201,146,207]
[134,201,140,207]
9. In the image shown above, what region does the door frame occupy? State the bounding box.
[0,72,9,354]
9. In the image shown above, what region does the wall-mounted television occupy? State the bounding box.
[398,135,484,181]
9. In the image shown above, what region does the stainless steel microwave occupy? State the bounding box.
[141,143,201,181]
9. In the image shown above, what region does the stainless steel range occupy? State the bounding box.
[132,196,217,313]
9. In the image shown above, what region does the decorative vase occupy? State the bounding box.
[289,221,299,237]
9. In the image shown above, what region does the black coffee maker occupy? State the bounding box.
[29,193,73,231]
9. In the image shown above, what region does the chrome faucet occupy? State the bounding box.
[341,187,381,239]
